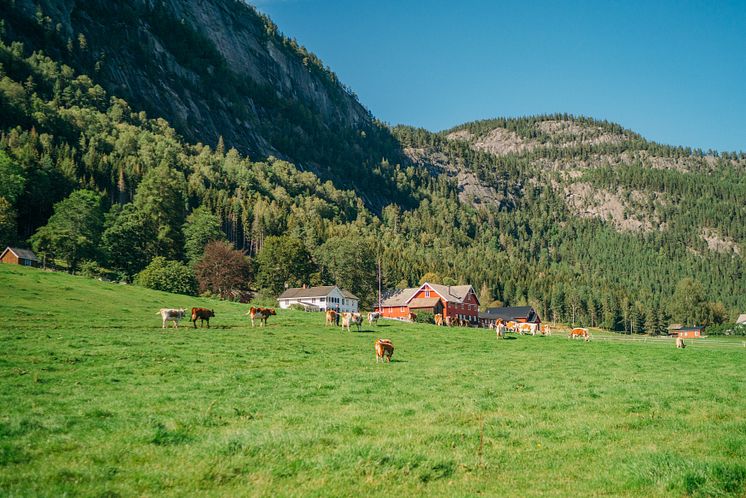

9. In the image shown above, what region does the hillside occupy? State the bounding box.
[1,0,409,208]
[2,264,745,496]
[0,3,744,328]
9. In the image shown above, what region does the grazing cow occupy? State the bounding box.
[445,316,454,327]
[247,307,276,327]
[340,312,362,332]
[496,321,506,339]
[367,312,381,325]
[506,321,517,333]
[157,308,185,329]
[434,313,444,326]
[518,322,539,336]
[568,327,590,341]
[541,324,552,336]
[409,312,417,322]
[676,337,686,349]
[375,339,394,363]
[191,307,215,328]
[325,310,337,327]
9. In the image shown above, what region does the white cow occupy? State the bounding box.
[367,312,381,325]
[496,322,506,339]
[157,308,185,329]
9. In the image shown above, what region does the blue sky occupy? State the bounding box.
[254,0,746,152]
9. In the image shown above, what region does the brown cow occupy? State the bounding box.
[325,310,337,326]
[434,313,444,326]
[444,316,453,327]
[375,339,394,363]
[247,307,276,327]
[541,324,552,336]
[191,307,215,328]
[409,312,417,322]
[568,327,590,341]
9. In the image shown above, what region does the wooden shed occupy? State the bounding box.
[0,247,40,267]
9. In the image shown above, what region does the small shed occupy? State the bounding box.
[0,247,40,267]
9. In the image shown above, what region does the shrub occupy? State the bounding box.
[135,257,198,295]
[704,323,746,336]
[414,311,435,324]
[78,260,115,281]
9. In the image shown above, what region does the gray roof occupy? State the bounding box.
[277,285,359,301]
[2,247,39,261]
[380,288,418,307]
[482,306,540,322]
[341,289,359,301]
[278,286,337,300]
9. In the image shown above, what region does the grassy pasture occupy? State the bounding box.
[1,265,745,497]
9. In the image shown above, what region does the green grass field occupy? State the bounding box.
[1,265,745,497]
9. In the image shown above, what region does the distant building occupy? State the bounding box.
[478,306,541,328]
[668,325,704,339]
[0,247,40,267]
[376,282,480,324]
[277,285,359,312]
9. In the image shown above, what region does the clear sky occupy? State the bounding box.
[253,0,746,152]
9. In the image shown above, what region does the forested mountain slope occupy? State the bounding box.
[1,0,409,208]
[0,3,744,330]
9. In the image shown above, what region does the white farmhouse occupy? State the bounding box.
[278,285,359,312]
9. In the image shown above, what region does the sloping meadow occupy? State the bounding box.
[1,265,744,496]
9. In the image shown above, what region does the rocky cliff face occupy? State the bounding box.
[4,0,376,164]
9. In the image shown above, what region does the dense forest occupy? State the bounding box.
[0,2,744,333]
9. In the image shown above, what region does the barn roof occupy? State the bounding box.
[380,288,418,307]
[1,247,39,261]
[408,297,442,309]
[278,286,337,299]
[482,306,540,322]
[411,283,477,304]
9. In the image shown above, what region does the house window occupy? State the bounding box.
[320,298,325,302]
[312,298,316,303]
[425,290,430,298]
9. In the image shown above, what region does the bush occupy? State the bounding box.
[413,311,435,324]
[78,260,115,281]
[135,257,198,295]
[704,323,746,336]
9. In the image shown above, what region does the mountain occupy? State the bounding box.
[0,1,744,326]
[1,0,409,208]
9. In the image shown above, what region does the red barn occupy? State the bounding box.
[377,282,480,324]
[0,247,40,267]
[676,326,703,339]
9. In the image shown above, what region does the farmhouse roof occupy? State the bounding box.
[667,323,684,330]
[341,289,359,301]
[408,297,442,308]
[736,314,746,325]
[380,288,418,307]
[278,286,337,299]
[483,306,540,322]
[1,247,39,261]
[411,282,477,304]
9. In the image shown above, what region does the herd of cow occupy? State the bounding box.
[156,306,277,329]
[155,305,601,366]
